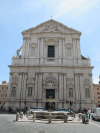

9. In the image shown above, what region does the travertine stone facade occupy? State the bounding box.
[5,19,96,110]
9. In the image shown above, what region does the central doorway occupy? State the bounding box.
[45,89,55,110]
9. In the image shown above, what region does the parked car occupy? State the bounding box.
[91,108,100,120]
[33,107,43,111]
[67,109,73,113]
[59,108,66,111]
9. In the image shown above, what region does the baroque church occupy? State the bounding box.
[5,19,96,110]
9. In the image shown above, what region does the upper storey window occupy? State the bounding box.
[48,46,55,57]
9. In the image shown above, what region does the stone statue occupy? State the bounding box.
[69,88,73,97]
[16,46,22,57]
[85,88,90,97]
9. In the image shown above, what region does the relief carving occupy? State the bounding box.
[43,75,59,89]
[67,78,74,83]
[27,77,35,84]
[83,78,90,84]
[42,24,60,32]
[12,77,18,82]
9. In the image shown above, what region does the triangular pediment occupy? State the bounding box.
[22,19,81,35]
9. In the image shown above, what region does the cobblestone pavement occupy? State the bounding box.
[0,114,100,133]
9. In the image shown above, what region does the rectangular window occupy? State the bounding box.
[98,101,100,103]
[2,87,4,90]
[6,87,8,90]
[97,88,99,90]
[97,92,100,95]
[5,94,7,97]
[1,94,3,97]
[98,96,100,99]
[48,46,54,57]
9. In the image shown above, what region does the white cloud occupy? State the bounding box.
[53,0,99,18]
[93,78,99,84]
[91,42,100,62]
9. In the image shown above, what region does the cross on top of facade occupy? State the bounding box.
[50,15,53,19]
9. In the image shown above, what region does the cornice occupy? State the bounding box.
[8,65,94,69]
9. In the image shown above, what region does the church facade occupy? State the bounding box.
[5,19,96,110]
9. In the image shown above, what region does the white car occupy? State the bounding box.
[91,108,100,120]
[33,107,43,111]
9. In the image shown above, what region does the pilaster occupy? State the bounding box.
[34,73,38,99]
[64,73,66,100]
[59,38,62,64]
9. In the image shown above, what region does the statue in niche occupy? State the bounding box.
[85,88,90,97]
[69,88,73,97]
[11,87,16,96]
[28,87,32,96]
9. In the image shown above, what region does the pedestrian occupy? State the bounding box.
[1,105,3,113]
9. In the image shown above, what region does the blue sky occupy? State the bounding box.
[0,0,100,84]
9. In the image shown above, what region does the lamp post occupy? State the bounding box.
[37,99,38,107]
[19,99,21,108]
[80,101,81,113]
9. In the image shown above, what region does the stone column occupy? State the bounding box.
[89,74,95,101]
[7,72,13,99]
[79,74,83,101]
[64,74,66,101]
[59,38,62,64]
[38,73,42,99]
[17,73,22,100]
[59,73,62,100]
[34,73,38,99]
[77,39,81,59]
[73,39,75,58]
[75,74,78,101]
[40,38,44,64]
[27,38,30,57]
[36,38,40,64]
[63,38,66,64]
[22,38,26,57]
[23,73,27,100]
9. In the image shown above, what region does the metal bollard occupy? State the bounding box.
[33,113,36,122]
[48,114,52,123]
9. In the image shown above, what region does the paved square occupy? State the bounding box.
[0,114,100,133]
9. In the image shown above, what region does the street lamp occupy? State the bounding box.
[80,101,81,113]
[37,99,38,107]
[19,99,21,107]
